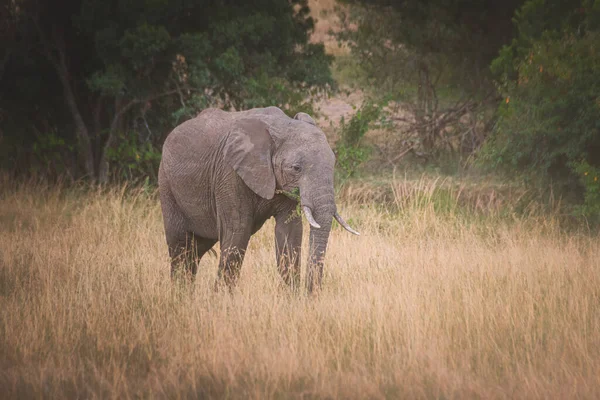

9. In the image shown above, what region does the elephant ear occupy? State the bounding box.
[294,112,316,126]
[223,118,276,200]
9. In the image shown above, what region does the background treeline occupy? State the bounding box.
[1,0,334,182]
[336,0,599,220]
[1,0,599,221]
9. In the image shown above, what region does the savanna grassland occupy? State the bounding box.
[1,174,599,399]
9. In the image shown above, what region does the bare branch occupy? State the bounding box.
[32,17,95,177]
[172,78,187,109]
[98,89,178,183]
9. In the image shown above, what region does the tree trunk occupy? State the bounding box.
[97,98,124,184]
[97,91,176,183]
[97,124,118,184]
[57,71,96,179]
[415,62,438,154]
[37,24,96,179]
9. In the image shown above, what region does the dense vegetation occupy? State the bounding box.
[336,0,599,220]
[336,0,522,157]
[1,0,599,219]
[484,0,600,221]
[1,0,333,181]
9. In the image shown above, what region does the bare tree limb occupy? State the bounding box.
[32,17,95,178]
[97,89,178,183]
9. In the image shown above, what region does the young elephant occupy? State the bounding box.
[158,106,359,292]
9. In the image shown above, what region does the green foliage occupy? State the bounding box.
[287,43,335,87]
[213,46,245,82]
[31,131,77,178]
[336,0,521,158]
[119,23,171,72]
[339,101,382,147]
[234,74,322,115]
[87,65,126,96]
[571,160,600,223]
[105,133,162,183]
[339,0,522,69]
[335,145,371,181]
[1,0,333,181]
[332,55,369,89]
[275,187,302,223]
[490,0,597,79]
[335,101,382,181]
[276,187,301,202]
[482,0,600,202]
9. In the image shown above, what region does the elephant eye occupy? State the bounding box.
[291,164,302,172]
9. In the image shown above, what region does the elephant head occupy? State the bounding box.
[223,111,359,291]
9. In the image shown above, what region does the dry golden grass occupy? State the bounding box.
[1,175,600,399]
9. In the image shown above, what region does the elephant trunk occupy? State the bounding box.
[301,187,336,293]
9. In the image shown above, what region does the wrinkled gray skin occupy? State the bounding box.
[159,106,357,292]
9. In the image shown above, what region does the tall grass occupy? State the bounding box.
[1,175,599,399]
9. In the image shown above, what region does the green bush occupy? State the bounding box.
[571,160,600,223]
[481,0,600,207]
[2,0,334,182]
[335,101,383,181]
[31,131,77,179]
[335,145,371,181]
[105,132,162,183]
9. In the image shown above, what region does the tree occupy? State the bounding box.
[336,0,523,160]
[482,0,600,204]
[1,0,333,182]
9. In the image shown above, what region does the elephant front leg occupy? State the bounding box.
[275,212,303,290]
[215,230,252,291]
[169,242,196,283]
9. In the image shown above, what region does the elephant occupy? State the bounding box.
[158,106,359,293]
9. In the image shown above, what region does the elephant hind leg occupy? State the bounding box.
[169,233,217,281]
[160,179,216,281]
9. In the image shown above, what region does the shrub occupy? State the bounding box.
[571,160,600,223]
[335,101,382,181]
[481,0,600,209]
[105,132,162,183]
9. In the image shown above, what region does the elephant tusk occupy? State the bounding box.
[302,206,321,229]
[334,212,360,236]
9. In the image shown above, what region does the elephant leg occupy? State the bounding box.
[160,183,214,281]
[274,212,303,289]
[169,233,217,281]
[215,227,252,290]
